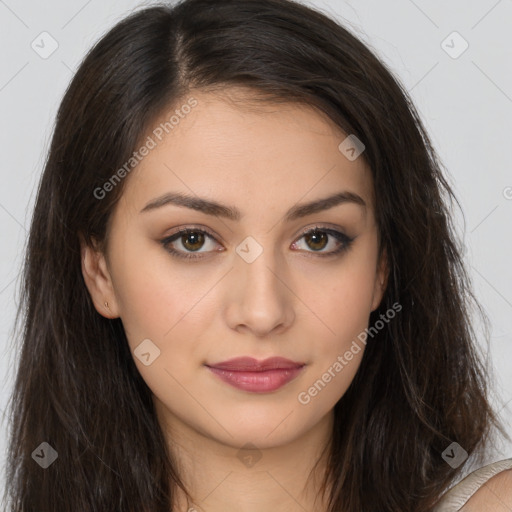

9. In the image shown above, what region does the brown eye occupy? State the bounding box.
[304,230,328,251]
[180,231,205,251]
[161,228,222,260]
[292,227,354,257]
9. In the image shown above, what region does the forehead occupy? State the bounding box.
[118,89,374,219]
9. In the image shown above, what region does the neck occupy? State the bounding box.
[156,404,334,512]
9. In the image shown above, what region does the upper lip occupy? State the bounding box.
[206,357,305,372]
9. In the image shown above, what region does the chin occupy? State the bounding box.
[208,409,316,449]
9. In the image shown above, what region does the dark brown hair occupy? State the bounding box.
[3,0,507,510]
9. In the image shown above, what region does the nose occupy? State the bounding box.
[223,243,295,338]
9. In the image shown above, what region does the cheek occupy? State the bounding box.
[305,258,377,351]
[330,276,374,340]
[110,238,218,377]
[296,243,378,409]
[296,276,372,412]
[110,250,210,401]
[109,239,192,348]
[307,281,370,390]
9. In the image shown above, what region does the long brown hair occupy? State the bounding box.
[3,0,507,510]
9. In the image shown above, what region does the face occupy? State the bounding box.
[82,88,387,451]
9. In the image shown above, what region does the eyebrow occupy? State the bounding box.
[140,190,366,222]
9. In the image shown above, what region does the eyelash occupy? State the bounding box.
[160,225,355,261]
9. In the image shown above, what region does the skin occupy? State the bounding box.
[81,88,389,512]
[460,470,512,511]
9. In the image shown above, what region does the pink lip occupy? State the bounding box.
[205,357,305,393]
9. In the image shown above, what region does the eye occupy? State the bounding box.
[291,226,354,257]
[161,227,222,260]
[160,225,355,261]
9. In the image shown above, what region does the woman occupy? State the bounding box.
[3,0,511,510]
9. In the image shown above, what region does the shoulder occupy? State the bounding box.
[461,468,512,511]
[433,459,512,512]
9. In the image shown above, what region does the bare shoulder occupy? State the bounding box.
[461,468,512,511]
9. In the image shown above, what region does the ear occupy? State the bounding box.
[370,247,389,312]
[79,233,120,319]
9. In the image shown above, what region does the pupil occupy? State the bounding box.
[183,232,204,251]
[307,231,327,251]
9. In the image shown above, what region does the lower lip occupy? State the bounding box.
[206,366,304,392]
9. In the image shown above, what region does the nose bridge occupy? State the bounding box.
[226,234,294,335]
[236,234,283,298]
[246,246,277,282]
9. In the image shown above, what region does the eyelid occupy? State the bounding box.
[165,224,219,239]
[294,222,349,238]
[291,225,354,256]
[160,226,223,260]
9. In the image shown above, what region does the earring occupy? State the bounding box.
[104,301,110,310]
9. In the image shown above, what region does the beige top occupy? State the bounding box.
[433,458,512,511]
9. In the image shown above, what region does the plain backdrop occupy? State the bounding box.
[1,0,511,495]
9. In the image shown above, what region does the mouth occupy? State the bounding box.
[205,357,305,393]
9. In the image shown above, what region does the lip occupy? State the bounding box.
[205,357,305,393]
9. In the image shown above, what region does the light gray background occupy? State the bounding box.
[1,0,511,494]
